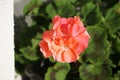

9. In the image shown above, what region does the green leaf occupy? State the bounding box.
[23,0,43,15]
[48,23,52,30]
[85,26,110,63]
[79,62,112,80]
[81,2,102,25]
[81,2,96,18]
[33,7,39,15]
[109,33,120,53]
[78,52,89,63]
[31,38,39,48]
[55,69,68,80]
[34,32,42,40]
[115,37,120,53]
[45,67,55,80]
[54,0,77,7]
[46,0,76,19]
[45,63,70,80]
[79,0,93,3]
[20,46,39,61]
[54,0,76,17]
[15,54,30,64]
[59,3,75,17]
[19,34,40,61]
[46,4,57,19]
[104,3,120,33]
[49,56,56,63]
[78,0,101,6]
[111,70,120,80]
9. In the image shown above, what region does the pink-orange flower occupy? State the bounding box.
[39,15,90,63]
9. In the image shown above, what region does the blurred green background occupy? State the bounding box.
[14,0,120,80]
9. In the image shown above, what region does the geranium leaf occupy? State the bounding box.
[45,63,70,80]
[15,54,30,64]
[46,0,76,19]
[23,0,43,15]
[79,62,112,80]
[19,33,40,61]
[54,0,76,17]
[81,2,96,18]
[81,2,102,25]
[104,3,120,33]
[20,46,39,61]
[85,26,110,63]
[46,4,57,19]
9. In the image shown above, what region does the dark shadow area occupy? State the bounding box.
[14,15,27,45]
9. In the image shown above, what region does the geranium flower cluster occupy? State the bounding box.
[39,16,90,63]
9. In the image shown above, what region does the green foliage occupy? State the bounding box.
[104,3,120,33]
[79,62,112,80]
[85,26,111,63]
[45,63,70,80]
[15,0,120,79]
[81,2,103,25]
[46,4,57,19]
[19,31,41,61]
[46,0,76,18]
[23,0,43,15]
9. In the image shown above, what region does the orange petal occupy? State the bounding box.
[42,30,54,41]
[60,24,69,35]
[52,15,60,24]
[67,18,75,25]
[74,16,84,27]
[69,24,85,36]
[54,27,63,36]
[69,24,79,36]
[56,49,65,62]
[76,31,90,50]
[60,18,67,24]
[50,40,61,57]
[62,48,77,63]
[65,38,82,55]
[52,16,61,30]
[39,40,52,58]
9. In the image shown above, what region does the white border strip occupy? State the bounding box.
[0,0,14,80]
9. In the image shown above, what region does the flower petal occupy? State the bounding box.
[74,16,84,27]
[63,48,77,63]
[50,39,61,59]
[52,15,61,30]
[42,30,54,41]
[56,49,65,62]
[39,40,52,58]
[39,16,90,63]
[60,18,67,24]
[67,18,75,25]
[60,24,69,35]
[76,31,90,49]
